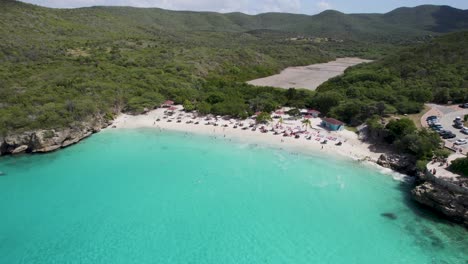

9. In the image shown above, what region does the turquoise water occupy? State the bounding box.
[0,129,467,264]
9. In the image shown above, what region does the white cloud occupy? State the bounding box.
[316,1,332,11]
[22,0,304,14]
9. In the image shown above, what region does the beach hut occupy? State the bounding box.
[321,118,344,131]
[307,109,321,118]
[161,100,175,108]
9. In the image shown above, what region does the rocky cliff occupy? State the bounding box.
[0,117,111,156]
[377,154,418,176]
[377,153,468,226]
[412,173,468,227]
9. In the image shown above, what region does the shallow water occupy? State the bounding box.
[0,129,467,264]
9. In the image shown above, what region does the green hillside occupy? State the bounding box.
[315,31,468,125]
[0,0,468,135]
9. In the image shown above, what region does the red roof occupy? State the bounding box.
[168,106,178,111]
[308,109,320,114]
[304,115,313,119]
[163,100,174,105]
[322,117,344,126]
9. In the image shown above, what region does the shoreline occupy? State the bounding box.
[109,107,389,168]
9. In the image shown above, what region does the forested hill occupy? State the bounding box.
[0,0,468,135]
[2,1,468,43]
[316,31,468,126]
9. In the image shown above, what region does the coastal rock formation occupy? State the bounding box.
[377,154,417,176]
[0,117,111,155]
[0,137,5,156]
[12,145,28,154]
[412,180,468,227]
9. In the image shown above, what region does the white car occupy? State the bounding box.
[454,139,468,145]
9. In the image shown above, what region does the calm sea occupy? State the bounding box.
[0,129,467,263]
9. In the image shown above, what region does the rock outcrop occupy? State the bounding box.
[12,145,28,154]
[0,116,111,156]
[412,179,468,227]
[377,154,417,176]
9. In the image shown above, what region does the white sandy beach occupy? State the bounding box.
[109,107,385,163]
[247,57,372,90]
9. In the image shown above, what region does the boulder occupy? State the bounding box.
[12,145,28,154]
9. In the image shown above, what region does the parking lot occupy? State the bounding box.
[422,104,468,152]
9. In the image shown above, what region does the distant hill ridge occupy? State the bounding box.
[2,1,468,41]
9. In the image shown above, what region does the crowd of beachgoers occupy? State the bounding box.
[110,105,384,162]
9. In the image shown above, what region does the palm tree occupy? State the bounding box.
[278,117,284,126]
[302,118,312,131]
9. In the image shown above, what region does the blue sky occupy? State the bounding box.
[21,0,468,14]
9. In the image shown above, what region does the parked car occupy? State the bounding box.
[427,119,439,125]
[442,133,456,139]
[459,103,468,108]
[454,116,462,122]
[439,130,450,135]
[454,123,464,129]
[461,128,468,135]
[454,139,468,145]
[432,125,443,131]
[426,115,438,121]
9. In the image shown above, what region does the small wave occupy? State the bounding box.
[379,167,414,183]
[273,150,291,171]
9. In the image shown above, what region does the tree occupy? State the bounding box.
[183,100,195,112]
[433,148,451,160]
[307,91,343,114]
[256,112,273,124]
[287,108,301,117]
[278,117,284,125]
[396,129,441,159]
[302,118,312,131]
[197,102,211,115]
[449,158,468,177]
[249,93,279,113]
[385,118,417,143]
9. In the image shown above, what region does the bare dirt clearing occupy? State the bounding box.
[247,57,372,90]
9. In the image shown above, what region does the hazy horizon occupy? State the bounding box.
[18,0,468,15]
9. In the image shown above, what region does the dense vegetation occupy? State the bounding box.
[0,1,467,136]
[366,117,443,166]
[317,32,468,126]
[449,158,468,177]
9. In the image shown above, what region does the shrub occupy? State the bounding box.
[448,158,468,177]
